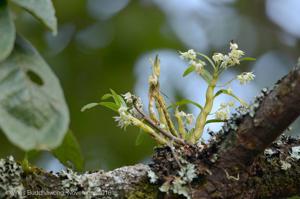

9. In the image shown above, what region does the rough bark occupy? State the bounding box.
[192,65,300,198]
[1,66,300,199]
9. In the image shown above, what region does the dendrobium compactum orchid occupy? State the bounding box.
[82,42,256,146]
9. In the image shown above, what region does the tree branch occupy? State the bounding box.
[217,65,300,169]
[192,65,300,198]
[1,66,300,199]
[1,157,158,199]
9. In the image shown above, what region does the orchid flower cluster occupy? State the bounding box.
[82,42,255,145]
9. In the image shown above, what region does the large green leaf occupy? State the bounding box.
[0,36,69,151]
[10,0,57,35]
[0,2,15,62]
[52,130,84,171]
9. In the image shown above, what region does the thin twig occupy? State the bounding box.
[133,102,187,146]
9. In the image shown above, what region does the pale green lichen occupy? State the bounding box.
[172,177,191,199]
[264,148,276,156]
[155,162,197,199]
[60,168,108,198]
[178,163,197,183]
[290,146,300,160]
[159,181,171,193]
[0,156,25,199]
[147,170,158,184]
[280,160,291,170]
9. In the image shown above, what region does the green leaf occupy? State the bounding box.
[52,130,84,171]
[168,99,203,111]
[241,57,256,61]
[81,102,99,112]
[205,119,225,124]
[10,0,57,35]
[214,89,248,107]
[0,36,69,151]
[183,65,195,77]
[99,102,119,112]
[101,93,113,100]
[197,52,216,69]
[182,65,212,83]
[109,89,125,107]
[109,89,121,106]
[0,2,15,62]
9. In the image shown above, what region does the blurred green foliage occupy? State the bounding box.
[0,0,181,170]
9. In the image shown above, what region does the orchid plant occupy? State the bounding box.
[82,42,255,146]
